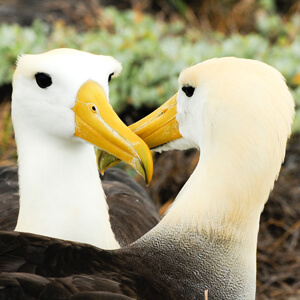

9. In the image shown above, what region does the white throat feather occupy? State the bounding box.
[14,126,119,249]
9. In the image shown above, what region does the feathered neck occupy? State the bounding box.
[135,137,286,299]
[14,128,119,249]
[161,154,265,240]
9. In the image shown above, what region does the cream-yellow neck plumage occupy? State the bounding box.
[168,58,293,231]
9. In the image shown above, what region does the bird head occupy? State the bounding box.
[12,48,153,183]
[99,58,295,197]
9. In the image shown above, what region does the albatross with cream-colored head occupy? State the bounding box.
[131,57,294,298]
[0,57,294,299]
[158,57,293,229]
[97,57,295,298]
[11,48,153,249]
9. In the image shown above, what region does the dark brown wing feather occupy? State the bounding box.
[0,167,160,245]
[0,231,172,300]
[0,272,137,300]
[0,167,19,231]
[102,168,160,246]
[0,168,162,299]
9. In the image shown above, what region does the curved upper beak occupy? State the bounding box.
[73,80,153,184]
[97,93,182,173]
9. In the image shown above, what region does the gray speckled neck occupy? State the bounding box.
[127,226,256,300]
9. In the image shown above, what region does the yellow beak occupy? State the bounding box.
[97,93,181,173]
[73,80,153,184]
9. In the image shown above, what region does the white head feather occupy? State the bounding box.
[13,48,121,140]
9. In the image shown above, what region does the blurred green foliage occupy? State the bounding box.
[0,7,300,131]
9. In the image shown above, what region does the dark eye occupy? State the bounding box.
[182,86,195,97]
[35,73,52,89]
[108,73,114,83]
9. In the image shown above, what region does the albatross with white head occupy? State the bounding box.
[10,48,153,249]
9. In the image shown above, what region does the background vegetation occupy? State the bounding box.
[0,2,300,124]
